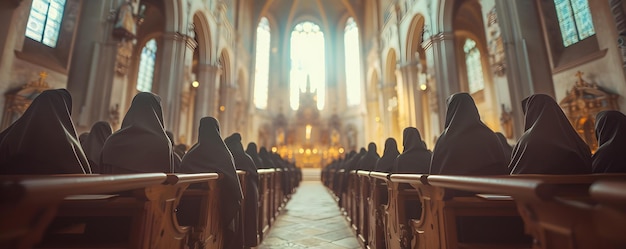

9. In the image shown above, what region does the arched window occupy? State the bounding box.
[254,17,270,109]
[554,0,595,47]
[290,21,326,110]
[463,39,485,94]
[344,17,362,106]
[137,39,157,92]
[25,0,67,47]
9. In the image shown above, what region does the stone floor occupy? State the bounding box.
[257,181,361,249]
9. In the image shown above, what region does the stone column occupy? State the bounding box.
[399,64,425,133]
[193,63,221,141]
[155,31,195,135]
[423,32,461,130]
[66,0,120,131]
[495,0,555,139]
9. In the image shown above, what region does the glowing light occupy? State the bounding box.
[420,84,427,91]
[339,148,345,153]
[305,124,312,140]
[219,106,225,112]
[312,149,318,154]
[305,149,311,155]
[299,148,304,154]
[271,147,277,153]
[192,81,199,88]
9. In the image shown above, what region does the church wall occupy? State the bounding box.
[549,0,626,112]
[0,0,79,120]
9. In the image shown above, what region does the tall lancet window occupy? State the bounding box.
[290,21,326,110]
[463,39,485,94]
[254,17,271,109]
[25,0,67,47]
[137,39,157,92]
[554,0,595,47]
[344,17,362,106]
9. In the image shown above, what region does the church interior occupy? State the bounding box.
[2,0,625,166]
[2,0,626,248]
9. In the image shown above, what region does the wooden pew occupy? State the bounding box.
[257,169,275,242]
[391,174,533,249]
[175,173,222,249]
[0,173,167,249]
[385,174,422,249]
[590,180,626,248]
[37,173,217,249]
[427,174,626,249]
[368,171,390,249]
[356,170,371,247]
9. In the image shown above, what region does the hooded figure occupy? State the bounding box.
[0,89,90,174]
[258,147,275,169]
[495,132,513,161]
[375,138,400,172]
[166,130,182,170]
[591,110,626,173]
[357,143,380,171]
[246,142,264,172]
[82,121,112,173]
[225,133,259,247]
[394,127,432,173]
[180,117,243,249]
[79,132,89,145]
[100,92,173,173]
[509,94,591,174]
[430,93,508,175]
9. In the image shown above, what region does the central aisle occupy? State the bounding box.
[258,181,361,249]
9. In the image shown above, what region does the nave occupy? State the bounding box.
[258,181,359,249]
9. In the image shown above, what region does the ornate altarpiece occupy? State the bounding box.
[559,71,619,152]
[1,72,51,130]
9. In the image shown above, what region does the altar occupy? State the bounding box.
[270,78,346,168]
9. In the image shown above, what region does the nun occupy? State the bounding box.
[100,92,173,173]
[357,142,380,171]
[82,121,112,173]
[591,110,626,173]
[246,142,264,172]
[0,89,90,174]
[225,133,259,248]
[430,93,508,175]
[393,127,432,173]
[509,94,591,174]
[179,117,243,249]
[375,138,400,173]
[495,132,513,161]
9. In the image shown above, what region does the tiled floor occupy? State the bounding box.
[258,181,361,249]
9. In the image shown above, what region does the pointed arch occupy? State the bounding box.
[289,21,326,110]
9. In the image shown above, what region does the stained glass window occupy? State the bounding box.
[137,39,157,92]
[290,21,326,110]
[25,0,67,48]
[254,17,271,109]
[464,39,485,94]
[554,0,595,47]
[344,18,362,106]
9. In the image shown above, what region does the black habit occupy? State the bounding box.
[592,110,626,173]
[375,138,400,172]
[509,94,591,174]
[83,121,112,173]
[0,89,90,174]
[100,92,173,173]
[180,117,243,249]
[430,93,508,175]
[394,127,432,174]
[357,143,380,170]
[225,133,259,247]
